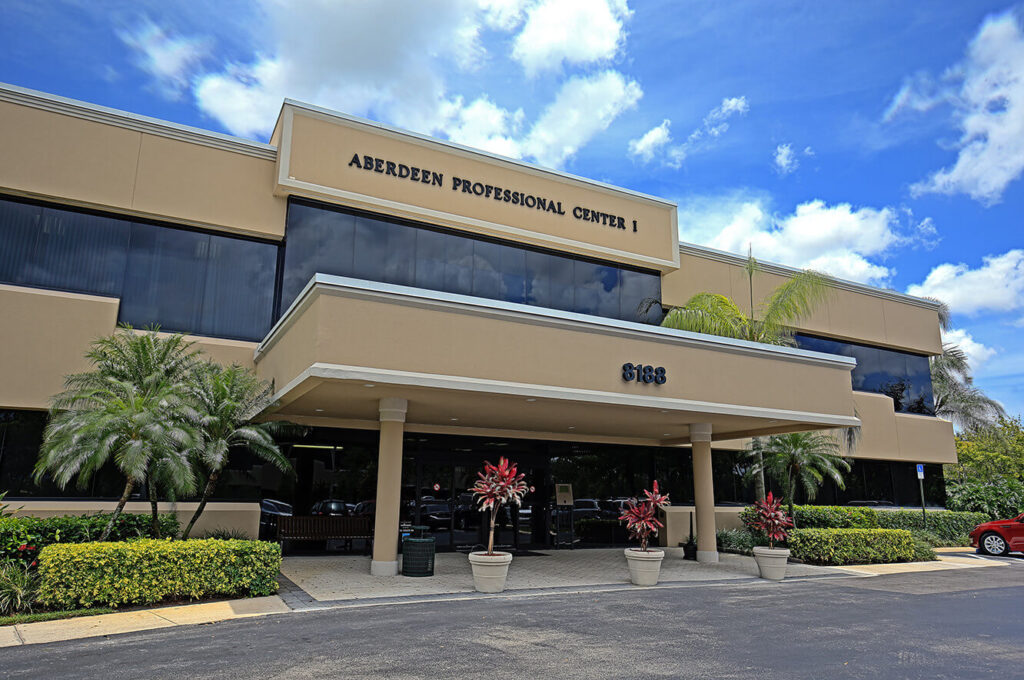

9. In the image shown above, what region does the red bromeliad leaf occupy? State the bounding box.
[751,491,793,548]
[471,457,529,511]
[619,481,670,550]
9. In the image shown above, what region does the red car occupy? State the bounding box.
[970,513,1024,556]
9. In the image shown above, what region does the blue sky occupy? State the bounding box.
[3,1,1024,417]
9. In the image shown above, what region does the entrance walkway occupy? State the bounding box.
[279,548,846,604]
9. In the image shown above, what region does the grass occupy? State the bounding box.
[0,607,114,627]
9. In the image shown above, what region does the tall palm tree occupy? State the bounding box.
[181,363,294,539]
[648,251,836,500]
[36,373,197,540]
[747,432,851,522]
[36,326,201,539]
[931,343,1005,430]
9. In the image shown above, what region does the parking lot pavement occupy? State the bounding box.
[3,561,1022,679]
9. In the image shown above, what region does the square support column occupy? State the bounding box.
[691,423,718,563]
[370,397,407,576]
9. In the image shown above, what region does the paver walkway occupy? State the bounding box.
[279,547,844,602]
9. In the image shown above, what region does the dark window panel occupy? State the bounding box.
[35,207,131,297]
[200,235,277,340]
[525,250,574,312]
[620,268,661,323]
[573,260,620,317]
[353,216,415,286]
[119,222,209,334]
[281,202,356,310]
[0,200,42,285]
[473,240,525,303]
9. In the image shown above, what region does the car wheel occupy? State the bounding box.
[980,531,1009,556]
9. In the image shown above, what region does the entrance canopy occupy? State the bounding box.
[254,275,860,444]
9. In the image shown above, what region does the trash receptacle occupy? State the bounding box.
[402,525,435,577]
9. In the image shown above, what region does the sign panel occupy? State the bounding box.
[916,464,925,480]
[555,483,574,506]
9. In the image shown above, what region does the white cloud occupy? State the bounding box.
[678,193,936,285]
[519,70,642,167]
[628,119,672,163]
[906,250,1024,316]
[774,143,798,175]
[632,97,748,167]
[117,18,210,99]
[886,11,1024,205]
[512,0,631,76]
[943,328,997,368]
[480,0,529,30]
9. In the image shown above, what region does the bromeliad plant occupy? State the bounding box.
[471,458,528,555]
[619,481,670,552]
[750,492,793,549]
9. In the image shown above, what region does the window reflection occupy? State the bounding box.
[282,198,662,324]
[795,333,935,415]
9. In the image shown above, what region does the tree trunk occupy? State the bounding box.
[754,452,766,502]
[487,506,497,555]
[100,478,135,541]
[182,469,221,539]
[787,475,797,529]
[148,476,161,538]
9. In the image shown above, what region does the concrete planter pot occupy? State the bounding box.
[468,551,513,593]
[624,548,665,586]
[753,546,790,581]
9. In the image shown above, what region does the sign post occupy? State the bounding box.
[916,464,926,528]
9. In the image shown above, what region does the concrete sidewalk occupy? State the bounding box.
[0,595,290,648]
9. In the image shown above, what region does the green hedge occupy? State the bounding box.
[37,539,281,609]
[874,510,988,543]
[740,504,878,530]
[788,528,915,565]
[0,513,179,562]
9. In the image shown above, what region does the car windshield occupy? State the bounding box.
[575,500,598,509]
[424,504,450,513]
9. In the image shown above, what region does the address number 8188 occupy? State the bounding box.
[622,363,667,384]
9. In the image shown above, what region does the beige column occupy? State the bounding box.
[370,397,408,576]
[690,423,718,563]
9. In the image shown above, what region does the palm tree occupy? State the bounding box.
[648,250,835,500]
[36,326,201,539]
[931,343,1005,430]
[36,373,197,540]
[747,432,851,522]
[181,363,294,539]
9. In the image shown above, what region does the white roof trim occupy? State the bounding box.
[678,242,942,310]
[255,274,858,371]
[0,82,277,161]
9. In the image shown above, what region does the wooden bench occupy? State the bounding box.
[277,516,374,554]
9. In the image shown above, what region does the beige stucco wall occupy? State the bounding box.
[277,105,678,272]
[0,99,286,240]
[659,505,745,547]
[5,501,260,539]
[851,391,956,464]
[256,284,858,435]
[662,250,943,355]
[0,284,256,410]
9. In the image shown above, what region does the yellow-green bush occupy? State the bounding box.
[37,539,281,609]
[788,528,915,565]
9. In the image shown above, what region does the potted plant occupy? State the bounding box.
[620,481,671,585]
[467,457,528,593]
[681,513,698,561]
[750,492,793,581]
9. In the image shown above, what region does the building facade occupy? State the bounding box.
[0,84,955,572]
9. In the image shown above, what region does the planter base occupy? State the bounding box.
[468,551,513,593]
[624,548,665,586]
[753,546,790,581]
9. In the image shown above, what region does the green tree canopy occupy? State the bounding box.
[746,432,851,521]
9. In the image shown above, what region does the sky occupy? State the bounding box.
[2,1,1023,417]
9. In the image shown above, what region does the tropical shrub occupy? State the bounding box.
[0,561,39,615]
[874,509,988,543]
[716,528,759,555]
[0,513,179,562]
[203,527,253,541]
[788,528,915,565]
[619,481,670,552]
[910,538,938,562]
[945,478,1024,521]
[37,538,281,609]
[747,492,792,549]
[740,504,878,530]
[470,458,529,555]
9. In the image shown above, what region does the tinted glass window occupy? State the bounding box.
[282,198,661,324]
[795,334,935,415]
[0,196,277,342]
